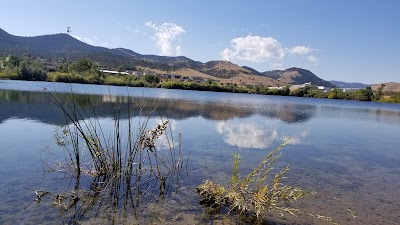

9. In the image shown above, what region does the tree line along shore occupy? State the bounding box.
[1,56,399,103]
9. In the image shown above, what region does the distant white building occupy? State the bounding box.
[317,86,334,92]
[342,88,360,92]
[100,69,130,75]
[290,82,321,91]
[293,82,312,89]
[268,86,283,90]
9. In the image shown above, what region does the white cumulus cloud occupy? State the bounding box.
[307,55,318,64]
[216,121,278,149]
[220,35,285,63]
[289,46,314,55]
[145,21,185,56]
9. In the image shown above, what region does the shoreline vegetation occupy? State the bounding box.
[1,56,400,103]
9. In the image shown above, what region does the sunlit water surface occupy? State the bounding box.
[1,80,400,225]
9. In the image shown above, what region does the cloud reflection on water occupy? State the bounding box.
[284,130,309,145]
[153,119,179,150]
[216,120,278,149]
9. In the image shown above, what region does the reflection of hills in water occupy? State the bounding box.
[0,90,319,124]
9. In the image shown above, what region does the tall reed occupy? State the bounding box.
[42,90,183,223]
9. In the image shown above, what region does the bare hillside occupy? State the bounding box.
[371,82,400,92]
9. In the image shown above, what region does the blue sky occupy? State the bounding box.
[0,0,399,84]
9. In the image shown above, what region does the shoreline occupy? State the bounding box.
[1,79,400,106]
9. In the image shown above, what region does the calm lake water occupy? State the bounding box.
[1,80,400,225]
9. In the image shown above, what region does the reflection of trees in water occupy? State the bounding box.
[317,105,400,124]
[0,90,318,124]
[259,104,317,124]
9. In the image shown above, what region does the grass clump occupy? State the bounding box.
[35,90,183,223]
[48,90,180,182]
[197,140,337,224]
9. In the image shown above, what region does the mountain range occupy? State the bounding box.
[0,28,335,87]
[329,80,368,89]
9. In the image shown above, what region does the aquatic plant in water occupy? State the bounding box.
[33,90,183,223]
[197,140,339,224]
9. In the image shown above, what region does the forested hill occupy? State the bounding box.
[0,28,205,69]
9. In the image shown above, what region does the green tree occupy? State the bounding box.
[19,63,31,80]
[69,58,99,73]
[352,87,373,101]
[57,63,68,73]
[328,88,340,99]
[18,62,47,81]
[9,55,21,67]
[32,68,47,81]
[281,85,290,96]
[365,86,373,101]
[328,92,337,99]
[373,84,385,101]
[144,74,160,85]
[290,86,310,97]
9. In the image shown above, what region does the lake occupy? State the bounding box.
[1,80,400,225]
